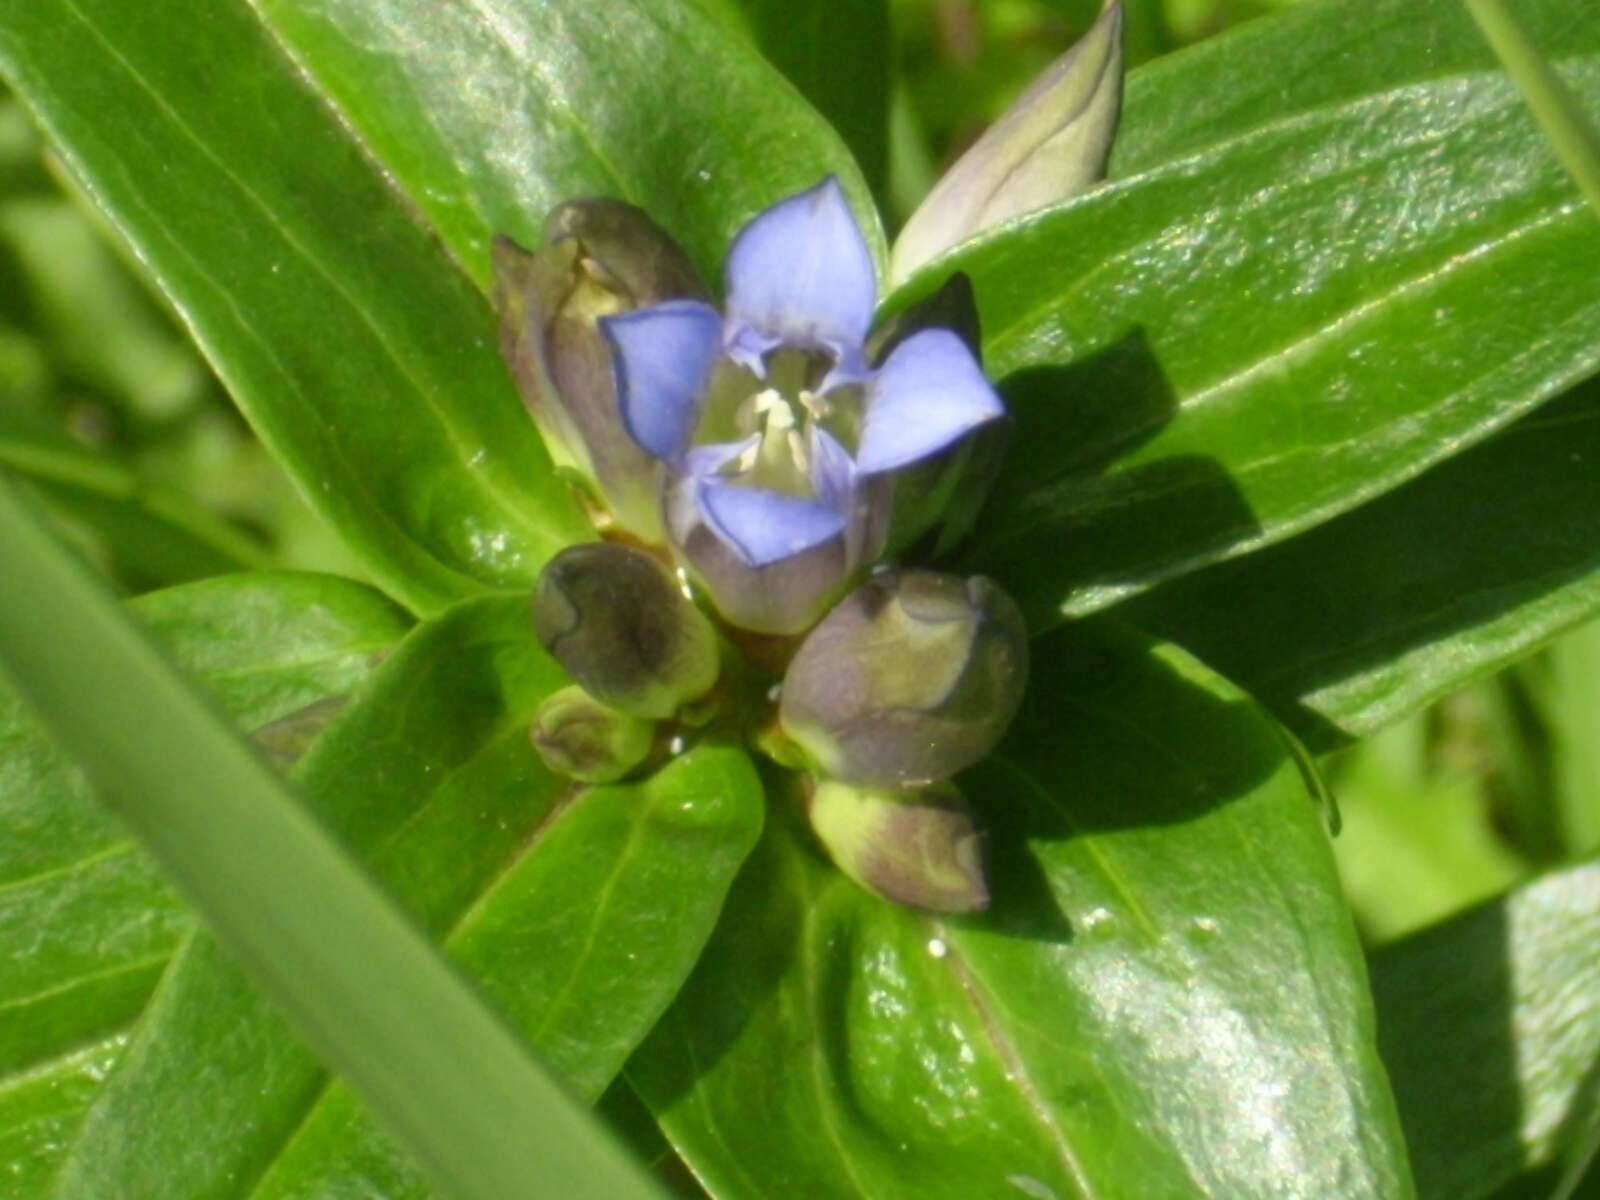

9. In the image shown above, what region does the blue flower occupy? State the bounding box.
[599,177,1004,635]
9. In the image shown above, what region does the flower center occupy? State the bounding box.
[727,349,838,495]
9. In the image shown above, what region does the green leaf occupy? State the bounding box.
[51,593,761,1198]
[0,485,666,1200]
[249,0,884,290]
[1372,858,1600,1200]
[896,0,1600,628]
[0,570,409,1190]
[249,747,763,1200]
[718,0,891,204]
[1119,377,1600,749]
[1464,0,1600,219]
[632,623,1412,1198]
[1110,0,1581,175]
[0,0,591,614]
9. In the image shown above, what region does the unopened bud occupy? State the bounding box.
[890,2,1124,285]
[533,542,720,719]
[779,569,1028,787]
[494,199,709,539]
[808,779,989,913]
[530,686,653,784]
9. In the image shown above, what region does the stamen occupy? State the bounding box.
[756,396,798,477]
[750,388,786,419]
[798,389,831,421]
[732,360,834,491]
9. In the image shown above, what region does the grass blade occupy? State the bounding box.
[1465,0,1600,216]
[0,469,662,1200]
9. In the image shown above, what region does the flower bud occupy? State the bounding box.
[494,199,709,540]
[808,778,989,913]
[530,686,653,784]
[532,541,720,719]
[779,569,1028,787]
[890,2,1124,285]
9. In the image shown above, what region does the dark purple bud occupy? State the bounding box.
[532,542,720,719]
[779,569,1029,787]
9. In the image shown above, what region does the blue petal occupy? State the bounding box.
[724,177,876,376]
[809,426,856,512]
[601,300,723,461]
[684,436,755,480]
[696,480,846,567]
[856,329,1005,475]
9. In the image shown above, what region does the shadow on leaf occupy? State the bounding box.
[962,327,1261,629]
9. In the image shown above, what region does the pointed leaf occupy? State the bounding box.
[51,594,761,1199]
[49,595,565,1197]
[0,487,659,1200]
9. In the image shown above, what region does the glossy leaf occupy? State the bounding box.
[250,0,884,290]
[52,593,761,1198]
[1372,858,1600,1200]
[1464,0,1600,219]
[0,570,409,1188]
[719,0,891,203]
[632,623,1411,1198]
[890,0,1600,627]
[1120,377,1600,750]
[1111,0,1590,175]
[0,1035,125,1198]
[0,0,591,615]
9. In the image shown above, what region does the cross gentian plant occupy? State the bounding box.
[493,4,1136,908]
